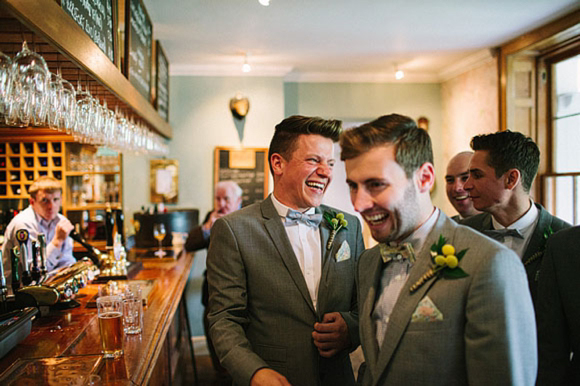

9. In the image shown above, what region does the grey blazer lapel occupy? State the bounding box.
[261,198,316,314]
[373,213,453,381]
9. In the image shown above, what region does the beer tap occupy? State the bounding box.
[38,233,48,278]
[11,246,21,292]
[31,240,41,283]
[16,229,32,286]
[115,209,125,245]
[0,250,8,313]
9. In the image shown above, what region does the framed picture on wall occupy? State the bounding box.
[214,147,269,207]
[150,159,178,203]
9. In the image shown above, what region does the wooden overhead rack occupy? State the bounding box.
[0,0,172,139]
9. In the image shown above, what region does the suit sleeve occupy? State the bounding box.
[206,217,268,385]
[339,215,364,351]
[184,211,212,252]
[464,249,538,386]
[536,236,570,385]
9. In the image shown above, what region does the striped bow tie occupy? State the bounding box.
[285,209,322,228]
[379,242,416,264]
[483,228,524,242]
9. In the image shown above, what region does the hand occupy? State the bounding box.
[52,218,74,248]
[312,312,351,358]
[202,210,224,232]
[250,368,292,386]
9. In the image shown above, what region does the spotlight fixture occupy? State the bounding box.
[259,0,270,6]
[242,54,251,73]
[395,67,404,80]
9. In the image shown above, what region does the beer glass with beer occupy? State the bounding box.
[97,295,124,358]
[153,223,166,257]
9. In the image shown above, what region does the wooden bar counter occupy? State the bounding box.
[0,248,195,385]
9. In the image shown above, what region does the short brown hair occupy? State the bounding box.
[29,176,62,199]
[268,115,342,174]
[340,114,433,178]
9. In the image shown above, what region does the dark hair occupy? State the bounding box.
[268,115,342,174]
[470,131,539,193]
[340,114,433,178]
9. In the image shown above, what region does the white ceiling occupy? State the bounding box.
[143,0,580,82]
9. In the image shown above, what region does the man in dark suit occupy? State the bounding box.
[207,116,365,386]
[444,151,480,221]
[461,131,570,306]
[184,180,242,382]
[341,114,537,385]
[536,226,580,385]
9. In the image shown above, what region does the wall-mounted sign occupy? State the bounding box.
[61,0,116,63]
[155,41,169,121]
[125,0,153,101]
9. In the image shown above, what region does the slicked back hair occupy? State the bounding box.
[470,131,539,193]
[340,114,433,178]
[268,115,342,174]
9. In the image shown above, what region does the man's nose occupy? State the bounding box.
[317,162,332,178]
[351,189,373,213]
[464,177,473,191]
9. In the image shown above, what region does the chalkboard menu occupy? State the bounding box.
[215,148,269,207]
[155,41,169,121]
[125,0,153,100]
[61,0,115,63]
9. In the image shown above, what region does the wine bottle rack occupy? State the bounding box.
[0,141,65,199]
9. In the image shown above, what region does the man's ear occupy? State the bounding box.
[270,153,285,177]
[504,169,521,190]
[416,162,435,193]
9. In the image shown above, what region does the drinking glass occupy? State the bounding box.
[0,51,12,116]
[153,223,166,257]
[122,283,143,334]
[96,295,124,358]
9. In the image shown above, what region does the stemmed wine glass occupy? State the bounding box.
[153,223,166,257]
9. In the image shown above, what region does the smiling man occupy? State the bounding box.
[207,115,365,386]
[461,131,570,306]
[445,151,481,220]
[341,114,537,386]
[2,176,76,289]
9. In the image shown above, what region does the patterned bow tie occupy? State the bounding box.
[379,242,416,264]
[483,228,524,242]
[285,209,322,228]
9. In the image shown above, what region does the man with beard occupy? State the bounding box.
[341,114,537,385]
[444,151,481,221]
[207,116,365,386]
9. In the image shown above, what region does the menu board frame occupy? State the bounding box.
[124,0,153,101]
[214,147,269,208]
[60,0,118,65]
[155,40,169,122]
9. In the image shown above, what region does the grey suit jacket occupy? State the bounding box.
[460,203,571,306]
[537,226,580,385]
[358,211,537,386]
[207,195,365,386]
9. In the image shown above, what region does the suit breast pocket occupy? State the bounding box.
[406,319,451,332]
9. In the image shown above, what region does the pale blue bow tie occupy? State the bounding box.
[483,228,524,242]
[285,209,322,228]
[379,242,416,264]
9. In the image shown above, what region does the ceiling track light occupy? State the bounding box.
[259,0,270,6]
[394,64,404,80]
[242,54,251,73]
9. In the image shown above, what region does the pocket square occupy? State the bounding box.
[411,296,443,322]
[335,240,351,262]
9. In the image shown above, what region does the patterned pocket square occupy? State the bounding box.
[411,296,443,322]
[335,240,351,262]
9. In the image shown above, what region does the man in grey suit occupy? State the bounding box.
[536,226,580,385]
[207,116,365,386]
[461,131,570,306]
[341,114,537,385]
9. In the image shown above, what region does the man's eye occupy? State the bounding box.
[445,178,454,184]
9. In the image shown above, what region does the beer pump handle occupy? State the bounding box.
[38,233,47,276]
[11,247,21,292]
[31,240,41,283]
[69,230,102,267]
[0,251,6,313]
[104,206,114,248]
[15,230,32,286]
[115,209,125,245]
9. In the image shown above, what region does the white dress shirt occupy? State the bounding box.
[271,194,322,309]
[373,207,439,347]
[491,200,539,259]
[1,206,75,287]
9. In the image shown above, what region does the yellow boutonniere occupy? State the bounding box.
[409,235,469,293]
[324,211,348,250]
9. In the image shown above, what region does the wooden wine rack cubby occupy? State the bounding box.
[0,140,65,199]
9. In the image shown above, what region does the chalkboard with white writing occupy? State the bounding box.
[125,0,153,100]
[61,0,115,63]
[155,41,169,121]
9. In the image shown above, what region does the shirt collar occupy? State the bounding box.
[271,194,315,218]
[492,199,538,232]
[398,207,439,254]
